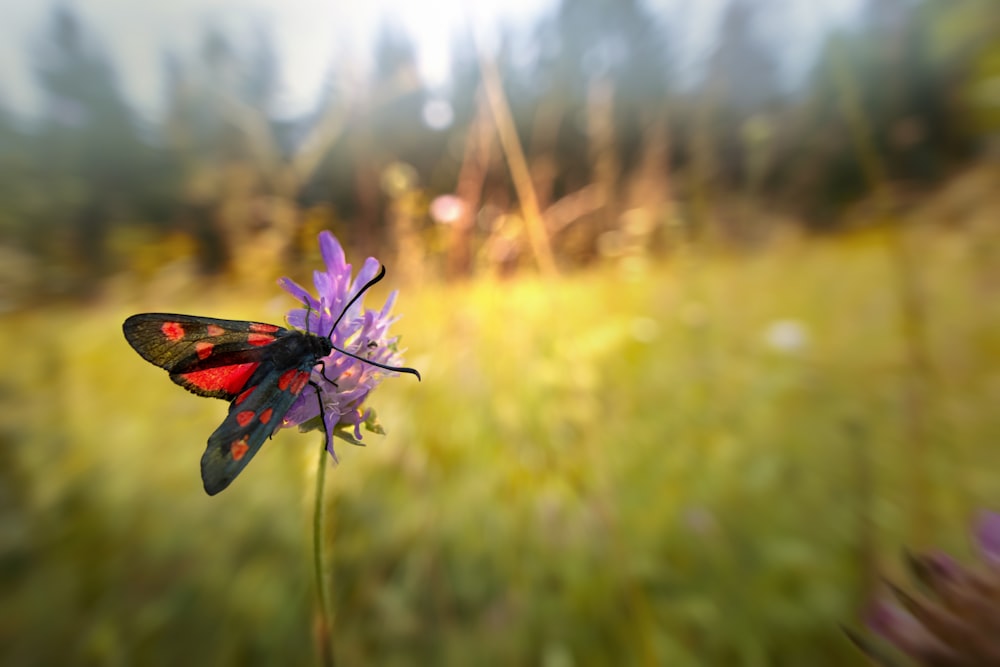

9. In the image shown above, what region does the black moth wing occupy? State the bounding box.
[200,358,318,495]
[123,313,291,400]
[123,313,288,372]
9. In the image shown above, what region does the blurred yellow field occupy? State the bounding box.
[2,230,996,665]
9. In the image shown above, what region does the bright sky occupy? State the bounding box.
[0,0,864,120]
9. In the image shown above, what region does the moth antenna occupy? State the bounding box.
[303,298,320,336]
[325,264,388,339]
[330,348,421,381]
[325,264,421,382]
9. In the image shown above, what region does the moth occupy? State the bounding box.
[123,266,419,495]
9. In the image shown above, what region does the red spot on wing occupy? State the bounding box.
[250,323,280,333]
[161,321,185,342]
[231,436,249,461]
[179,362,259,395]
[236,410,255,427]
[235,385,255,405]
[291,371,310,394]
[206,324,225,337]
[195,341,214,360]
[259,408,273,424]
[248,333,275,346]
[277,369,297,390]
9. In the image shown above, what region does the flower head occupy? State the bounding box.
[277,231,412,459]
[849,510,1000,666]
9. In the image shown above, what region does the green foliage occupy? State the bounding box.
[1,231,996,664]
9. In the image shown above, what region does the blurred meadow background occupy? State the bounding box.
[1,0,999,664]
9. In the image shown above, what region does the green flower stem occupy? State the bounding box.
[314,438,335,667]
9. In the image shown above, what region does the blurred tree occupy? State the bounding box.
[535,0,671,190]
[368,22,430,273]
[531,0,672,259]
[163,24,361,280]
[0,104,46,309]
[4,0,998,296]
[300,23,432,270]
[702,0,782,186]
[31,6,157,289]
[682,0,786,244]
[0,105,35,246]
[163,27,274,275]
[855,0,968,183]
[919,0,1000,142]
[775,0,980,225]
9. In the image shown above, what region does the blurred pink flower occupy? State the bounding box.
[430,194,465,225]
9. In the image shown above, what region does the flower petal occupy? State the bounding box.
[279,277,315,307]
[283,389,319,427]
[319,231,347,275]
[380,290,398,318]
[287,309,307,330]
[322,407,340,462]
[905,550,962,596]
[314,270,333,305]
[975,511,1000,565]
[867,599,944,659]
[351,256,378,285]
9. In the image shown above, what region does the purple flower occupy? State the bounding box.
[974,510,1000,565]
[850,510,1000,666]
[276,231,412,460]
